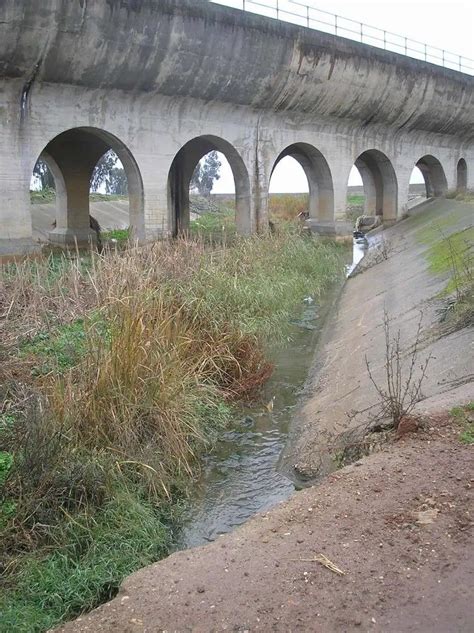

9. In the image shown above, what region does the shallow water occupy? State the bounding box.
[175,244,361,550]
[346,238,368,276]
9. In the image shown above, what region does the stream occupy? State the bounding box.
[175,239,367,550]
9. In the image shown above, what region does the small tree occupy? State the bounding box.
[190,151,221,197]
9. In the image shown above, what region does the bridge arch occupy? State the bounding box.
[352,149,398,222]
[414,155,448,198]
[457,158,467,191]
[167,135,251,237]
[269,143,334,221]
[33,127,144,246]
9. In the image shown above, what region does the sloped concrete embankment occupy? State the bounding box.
[281,198,473,482]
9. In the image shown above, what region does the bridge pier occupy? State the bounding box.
[0,119,39,256]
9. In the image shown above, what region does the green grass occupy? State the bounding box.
[183,228,347,340]
[425,227,474,275]
[450,403,474,445]
[101,228,130,243]
[410,212,459,246]
[21,319,87,375]
[347,194,365,206]
[189,210,236,241]
[89,193,127,202]
[414,208,473,331]
[30,189,127,205]
[30,188,56,204]
[0,491,171,633]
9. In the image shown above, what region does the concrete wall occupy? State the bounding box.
[1,0,473,253]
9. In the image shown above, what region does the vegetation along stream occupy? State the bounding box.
[176,300,330,548]
[0,227,350,632]
[176,244,360,549]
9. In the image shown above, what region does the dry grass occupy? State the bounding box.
[0,232,346,631]
[268,193,309,221]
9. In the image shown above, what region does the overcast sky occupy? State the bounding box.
[210,0,473,193]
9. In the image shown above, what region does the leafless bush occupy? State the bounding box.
[365,310,431,429]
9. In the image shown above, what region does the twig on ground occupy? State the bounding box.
[294,554,346,576]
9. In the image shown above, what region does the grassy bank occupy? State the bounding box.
[415,206,473,332]
[0,229,346,632]
[30,189,128,205]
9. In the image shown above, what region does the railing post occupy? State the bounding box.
[307,4,310,28]
[442,50,445,66]
[243,0,245,10]
[276,0,279,20]
[404,37,407,55]
[360,22,363,43]
[383,30,386,49]
[424,43,427,61]
[335,14,338,36]
[459,55,462,72]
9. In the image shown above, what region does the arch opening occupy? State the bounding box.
[269,143,334,223]
[168,136,251,237]
[30,127,144,247]
[414,155,448,198]
[348,150,398,224]
[457,158,467,192]
[408,165,427,203]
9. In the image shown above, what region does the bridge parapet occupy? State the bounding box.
[0,0,473,136]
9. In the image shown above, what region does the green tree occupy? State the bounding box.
[190,151,221,197]
[33,159,55,190]
[91,150,128,195]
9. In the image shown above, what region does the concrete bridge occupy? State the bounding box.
[0,0,473,254]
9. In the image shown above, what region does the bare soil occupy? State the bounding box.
[59,415,473,633]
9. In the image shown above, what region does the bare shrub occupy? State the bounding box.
[365,310,431,430]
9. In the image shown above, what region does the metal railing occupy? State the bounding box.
[210,0,474,75]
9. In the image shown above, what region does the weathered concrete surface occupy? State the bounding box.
[1,0,473,253]
[282,199,474,481]
[1,0,472,134]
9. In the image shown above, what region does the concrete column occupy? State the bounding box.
[393,163,411,218]
[0,148,37,255]
[356,161,377,215]
[47,162,97,247]
[329,158,354,234]
[0,82,39,256]
[457,159,467,191]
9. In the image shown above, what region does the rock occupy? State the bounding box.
[397,416,420,437]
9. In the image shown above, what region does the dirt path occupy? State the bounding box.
[58,415,472,633]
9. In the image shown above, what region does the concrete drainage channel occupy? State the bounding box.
[174,241,367,550]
